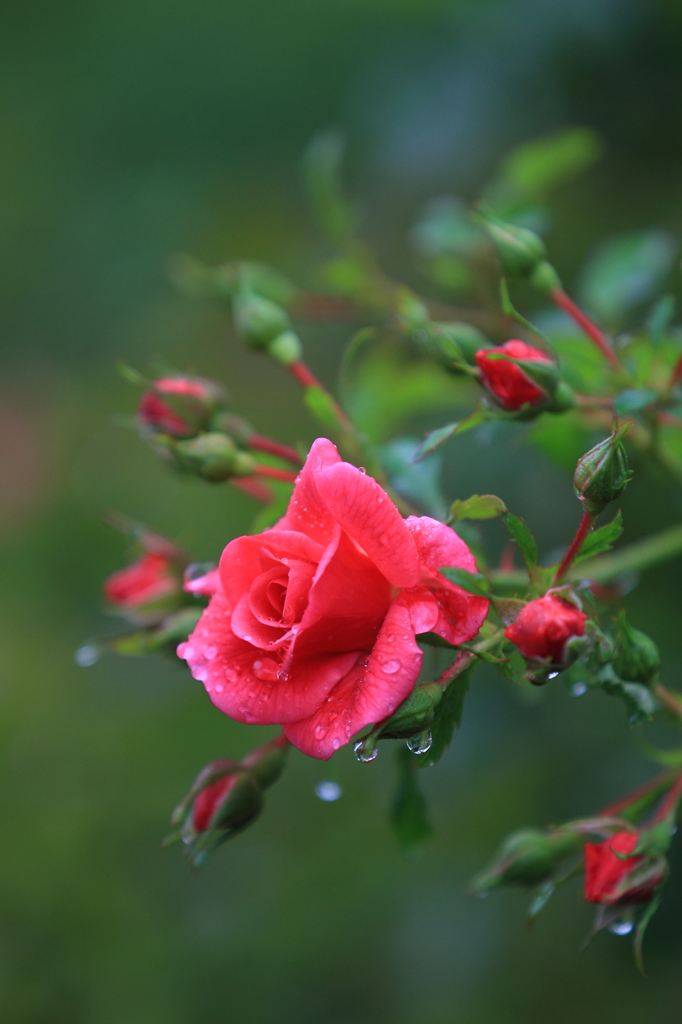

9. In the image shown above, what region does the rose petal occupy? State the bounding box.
[406,516,489,644]
[401,586,439,634]
[219,530,322,608]
[183,568,221,597]
[314,463,421,587]
[294,526,392,658]
[276,437,341,543]
[179,585,360,724]
[284,597,422,759]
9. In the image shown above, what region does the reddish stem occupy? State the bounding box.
[599,769,675,819]
[248,434,301,465]
[652,771,682,823]
[554,511,594,584]
[436,650,475,687]
[669,354,682,389]
[288,360,354,432]
[551,288,621,371]
[230,476,273,503]
[253,464,299,483]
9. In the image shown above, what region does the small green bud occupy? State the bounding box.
[612,610,660,685]
[209,411,255,446]
[171,432,257,481]
[529,259,562,294]
[471,827,579,895]
[546,380,576,413]
[240,734,290,789]
[573,425,632,516]
[233,291,291,349]
[378,682,443,740]
[267,329,303,366]
[479,211,546,278]
[431,322,489,368]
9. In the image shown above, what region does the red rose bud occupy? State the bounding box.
[573,425,632,517]
[584,830,667,905]
[471,827,580,896]
[505,595,587,669]
[478,211,546,277]
[160,432,257,482]
[612,610,660,686]
[138,375,228,439]
[103,552,182,624]
[475,340,558,412]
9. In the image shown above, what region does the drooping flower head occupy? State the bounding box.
[475,340,555,411]
[584,830,666,905]
[138,375,226,438]
[504,594,587,665]
[177,438,488,759]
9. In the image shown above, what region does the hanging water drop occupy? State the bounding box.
[74,644,100,667]
[406,728,433,755]
[315,780,342,802]
[571,681,588,697]
[547,671,560,680]
[354,739,378,763]
[608,918,634,936]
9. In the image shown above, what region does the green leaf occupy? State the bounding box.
[613,389,659,415]
[301,130,356,246]
[413,406,490,461]
[501,512,538,569]
[500,278,550,345]
[499,128,603,195]
[578,230,678,325]
[380,438,447,520]
[439,567,491,598]
[449,494,507,522]
[303,386,344,431]
[391,746,434,853]
[646,294,676,344]
[574,511,623,564]
[414,664,475,769]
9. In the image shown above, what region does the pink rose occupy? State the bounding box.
[177,438,488,759]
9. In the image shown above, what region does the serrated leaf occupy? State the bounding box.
[614,389,658,416]
[574,511,623,564]
[304,385,344,431]
[501,512,538,569]
[439,566,491,597]
[449,494,507,522]
[391,746,434,852]
[414,664,475,769]
[414,407,490,461]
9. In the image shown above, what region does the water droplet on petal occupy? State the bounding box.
[181,644,195,660]
[571,681,588,697]
[214,684,223,693]
[358,467,366,474]
[204,645,218,660]
[353,739,378,763]
[75,644,100,667]
[382,659,401,674]
[315,780,343,801]
[406,728,433,755]
[252,657,279,681]
[331,738,341,750]
[314,725,328,739]
[608,919,634,936]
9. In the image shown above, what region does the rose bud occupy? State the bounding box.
[422,322,489,371]
[475,340,559,412]
[612,610,660,686]
[103,551,182,624]
[504,595,588,675]
[584,830,667,905]
[177,437,488,760]
[478,211,547,278]
[138,375,228,439]
[471,827,580,896]
[159,432,257,482]
[376,681,443,740]
[573,425,632,517]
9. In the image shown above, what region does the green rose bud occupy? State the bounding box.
[378,682,443,740]
[612,610,660,685]
[479,211,546,278]
[573,425,632,517]
[168,432,257,481]
[471,827,580,896]
[233,291,291,350]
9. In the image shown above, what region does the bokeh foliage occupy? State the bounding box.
[4,1,682,1022]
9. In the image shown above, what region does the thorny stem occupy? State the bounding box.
[288,360,355,432]
[598,769,677,819]
[554,511,594,584]
[248,434,302,465]
[253,464,299,483]
[551,288,622,371]
[436,650,475,687]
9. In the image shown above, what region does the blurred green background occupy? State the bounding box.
[3,1,682,1021]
